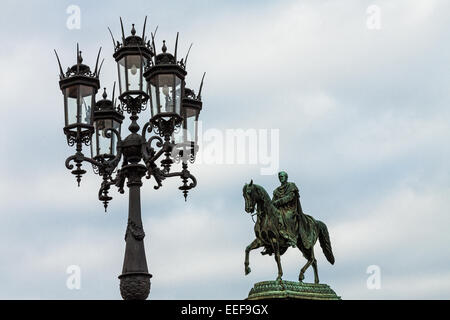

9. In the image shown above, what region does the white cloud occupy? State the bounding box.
[333,185,450,261]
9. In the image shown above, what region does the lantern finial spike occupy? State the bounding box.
[108,27,116,49]
[119,17,125,42]
[76,43,80,73]
[198,72,206,100]
[103,88,107,100]
[184,43,193,69]
[142,16,147,40]
[151,26,158,55]
[97,58,105,77]
[94,47,102,76]
[174,32,179,61]
[131,23,136,36]
[112,82,116,105]
[54,49,65,78]
[162,40,167,53]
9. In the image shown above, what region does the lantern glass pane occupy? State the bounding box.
[92,119,121,157]
[117,57,126,95]
[125,55,147,92]
[93,119,108,157]
[111,120,120,156]
[174,77,182,115]
[142,65,148,93]
[184,106,198,144]
[99,119,113,155]
[65,86,78,126]
[172,112,183,144]
[158,74,176,114]
[149,79,158,117]
[149,74,183,117]
[79,85,93,125]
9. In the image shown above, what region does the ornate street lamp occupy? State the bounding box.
[55,17,205,300]
[172,79,205,165]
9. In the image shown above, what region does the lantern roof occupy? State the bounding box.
[152,33,190,70]
[154,41,177,65]
[184,88,199,100]
[111,17,153,61]
[55,44,103,80]
[55,44,102,91]
[182,88,202,112]
[94,87,124,123]
[183,73,206,103]
[144,37,189,80]
[96,88,114,110]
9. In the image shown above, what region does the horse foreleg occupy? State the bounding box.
[273,240,283,281]
[245,239,262,275]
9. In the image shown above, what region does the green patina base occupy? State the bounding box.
[247,280,341,300]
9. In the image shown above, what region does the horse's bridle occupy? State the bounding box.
[244,184,258,223]
[250,205,263,224]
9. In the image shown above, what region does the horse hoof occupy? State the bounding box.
[299,274,304,282]
[276,277,282,282]
[245,267,251,275]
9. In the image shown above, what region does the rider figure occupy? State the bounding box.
[272,171,301,247]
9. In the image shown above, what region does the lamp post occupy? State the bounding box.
[55,17,205,300]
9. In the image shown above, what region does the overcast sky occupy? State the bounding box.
[0,0,449,299]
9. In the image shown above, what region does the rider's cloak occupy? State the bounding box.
[272,182,316,250]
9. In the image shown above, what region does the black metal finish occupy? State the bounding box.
[55,17,205,300]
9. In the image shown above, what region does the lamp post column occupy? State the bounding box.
[119,163,152,300]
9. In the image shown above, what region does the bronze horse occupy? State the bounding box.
[243,180,335,283]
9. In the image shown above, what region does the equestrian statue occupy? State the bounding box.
[242,171,335,284]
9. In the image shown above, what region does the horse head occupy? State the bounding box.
[243,179,257,214]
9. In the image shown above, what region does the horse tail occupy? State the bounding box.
[317,220,335,265]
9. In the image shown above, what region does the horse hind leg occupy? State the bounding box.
[312,258,319,284]
[299,248,313,282]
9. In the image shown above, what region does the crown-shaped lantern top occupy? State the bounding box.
[154,40,177,65]
[110,17,154,59]
[152,32,192,71]
[96,87,115,110]
[94,85,124,120]
[55,43,103,82]
[184,72,206,103]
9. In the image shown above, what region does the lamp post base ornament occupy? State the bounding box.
[247,280,340,300]
[119,272,152,300]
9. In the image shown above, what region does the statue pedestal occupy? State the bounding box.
[247,280,341,300]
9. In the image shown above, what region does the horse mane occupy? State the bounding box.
[254,184,270,201]
[253,184,276,217]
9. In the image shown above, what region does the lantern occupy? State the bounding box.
[144,40,187,134]
[113,23,153,105]
[173,87,203,161]
[57,46,100,145]
[91,88,124,161]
